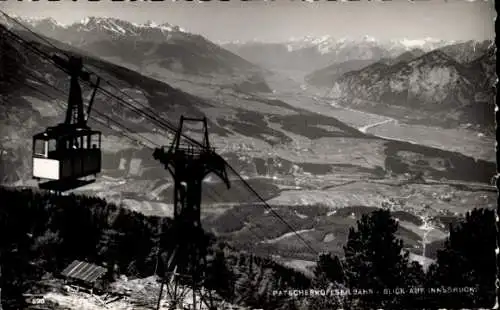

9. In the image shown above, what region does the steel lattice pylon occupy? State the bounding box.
[153,116,230,310]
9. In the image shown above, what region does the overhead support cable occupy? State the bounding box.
[1,12,324,261]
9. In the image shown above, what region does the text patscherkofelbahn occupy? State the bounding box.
[271,286,478,297]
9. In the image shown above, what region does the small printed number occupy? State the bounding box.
[30,298,45,305]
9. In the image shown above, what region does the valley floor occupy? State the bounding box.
[263,71,495,163]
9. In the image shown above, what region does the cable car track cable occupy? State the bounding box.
[0,15,202,148]
[4,69,274,252]
[1,65,161,149]
[19,71,321,268]
[1,17,323,260]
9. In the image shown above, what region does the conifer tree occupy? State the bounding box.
[309,252,347,309]
[342,209,421,309]
[313,252,344,283]
[206,248,235,301]
[427,208,495,308]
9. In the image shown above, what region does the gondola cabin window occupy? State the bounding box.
[33,139,47,157]
[33,138,57,158]
[89,132,101,150]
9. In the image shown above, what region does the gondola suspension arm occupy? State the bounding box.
[86,77,101,123]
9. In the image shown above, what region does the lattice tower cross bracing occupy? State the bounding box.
[153,116,230,310]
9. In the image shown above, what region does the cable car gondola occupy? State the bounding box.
[32,55,102,191]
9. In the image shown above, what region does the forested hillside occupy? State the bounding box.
[0,188,495,309]
[0,187,307,309]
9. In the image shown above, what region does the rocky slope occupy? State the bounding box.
[438,40,494,63]
[328,47,496,131]
[305,49,427,88]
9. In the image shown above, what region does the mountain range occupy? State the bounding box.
[304,49,428,88]
[0,16,260,77]
[222,36,453,72]
[324,46,495,131]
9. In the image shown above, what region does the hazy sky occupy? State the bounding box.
[1,0,495,42]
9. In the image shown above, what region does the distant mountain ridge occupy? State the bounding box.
[223,36,450,54]
[327,47,496,131]
[222,36,456,72]
[305,49,428,88]
[223,36,493,78]
[0,15,261,76]
[437,40,495,63]
[379,49,427,66]
[304,59,378,88]
[1,16,189,43]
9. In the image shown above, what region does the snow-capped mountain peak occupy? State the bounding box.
[80,17,129,34]
[362,35,377,42]
[224,35,460,60]
[144,20,157,28]
[0,14,68,30]
[395,37,452,51]
[3,15,188,37]
[76,17,188,35]
[286,35,337,53]
[399,38,433,47]
[29,17,66,28]
[80,17,93,26]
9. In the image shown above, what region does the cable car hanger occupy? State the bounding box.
[32,54,103,192]
[50,54,101,129]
